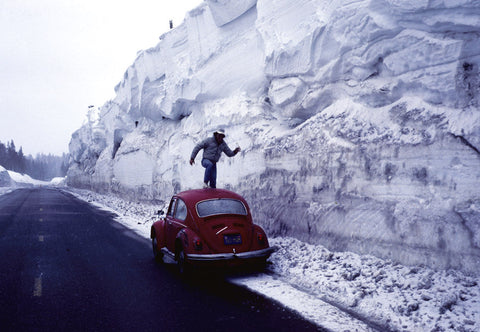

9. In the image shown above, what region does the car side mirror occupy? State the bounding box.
[156,209,165,216]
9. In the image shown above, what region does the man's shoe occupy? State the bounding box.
[203,182,209,188]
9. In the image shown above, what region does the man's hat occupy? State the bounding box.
[214,129,225,137]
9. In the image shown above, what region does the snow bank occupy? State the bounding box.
[50,177,66,187]
[0,166,13,187]
[0,166,65,188]
[268,237,480,332]
[7,170,50,186]
[67,0,480,274]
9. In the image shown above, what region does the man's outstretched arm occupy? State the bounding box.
[222,143,241,157]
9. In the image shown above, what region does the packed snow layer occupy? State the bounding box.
[7,170,51,186]
[0,166,13,187]
[206,0,257,27]
[66,188,480,332]
[0,167,65,189]
[67,0,480,273]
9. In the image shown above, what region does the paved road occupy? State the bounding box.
[0,188,323,331]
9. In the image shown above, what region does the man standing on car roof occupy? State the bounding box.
[190,129,241,189]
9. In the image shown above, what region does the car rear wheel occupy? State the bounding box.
[151,233,163,263]
[176,246,190,275]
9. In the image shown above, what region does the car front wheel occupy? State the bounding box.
[152,233,163,263]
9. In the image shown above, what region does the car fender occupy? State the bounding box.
[252,224,270,250]
[175,228,200,255]
[151,219,166,248]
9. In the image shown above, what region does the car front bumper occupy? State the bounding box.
[187,246,278,262]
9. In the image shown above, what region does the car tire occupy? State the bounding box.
[152,232,163,263]
[177,246,190,275]
[257,259,268,271]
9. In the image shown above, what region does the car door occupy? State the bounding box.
[165,198,177,252]
[165,198,188,252]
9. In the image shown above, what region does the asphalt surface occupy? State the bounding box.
[0,188,324,331]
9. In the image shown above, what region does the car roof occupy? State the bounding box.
[175,188,246,205]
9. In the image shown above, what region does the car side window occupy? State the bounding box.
[167,198,176,217]
[175,199,187,221]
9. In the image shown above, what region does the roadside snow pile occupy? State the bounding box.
[66,188,480,332]
[50,177,67,187]
[0,166,12,187]
[7,170,50,186]
[269,237,480,332]
[0,167,66,189]
[0,166,13,196]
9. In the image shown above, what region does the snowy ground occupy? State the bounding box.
[0,187,14,196]
[63,187,479,332]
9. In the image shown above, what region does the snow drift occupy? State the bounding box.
[0,165,65,188]
[67,0,480,274]
[0,166,13,187]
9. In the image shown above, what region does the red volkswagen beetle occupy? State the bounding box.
[151,188,276,273]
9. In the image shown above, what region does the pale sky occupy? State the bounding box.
[0,0,203,156]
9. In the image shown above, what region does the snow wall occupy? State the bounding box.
[67,0,480,274]
[0,166,13,187]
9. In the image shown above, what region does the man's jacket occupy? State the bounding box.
[190,136,236,163]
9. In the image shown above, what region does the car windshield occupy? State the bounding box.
[196,199,247,218]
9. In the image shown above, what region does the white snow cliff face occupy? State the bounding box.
[67,0,480,274]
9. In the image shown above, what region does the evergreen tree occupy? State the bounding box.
[0,142,6,168]
[17,147,26,173]
[6,141,16,170]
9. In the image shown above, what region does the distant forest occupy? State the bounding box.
[0,140,69,181]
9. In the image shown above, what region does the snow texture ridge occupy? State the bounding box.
[67,0,480,274]
[0,166,13,187]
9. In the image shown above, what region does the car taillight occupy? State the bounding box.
[193,239,203,251]
[257,233,265,245]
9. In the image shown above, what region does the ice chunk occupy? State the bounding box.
[206,0,257,27]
